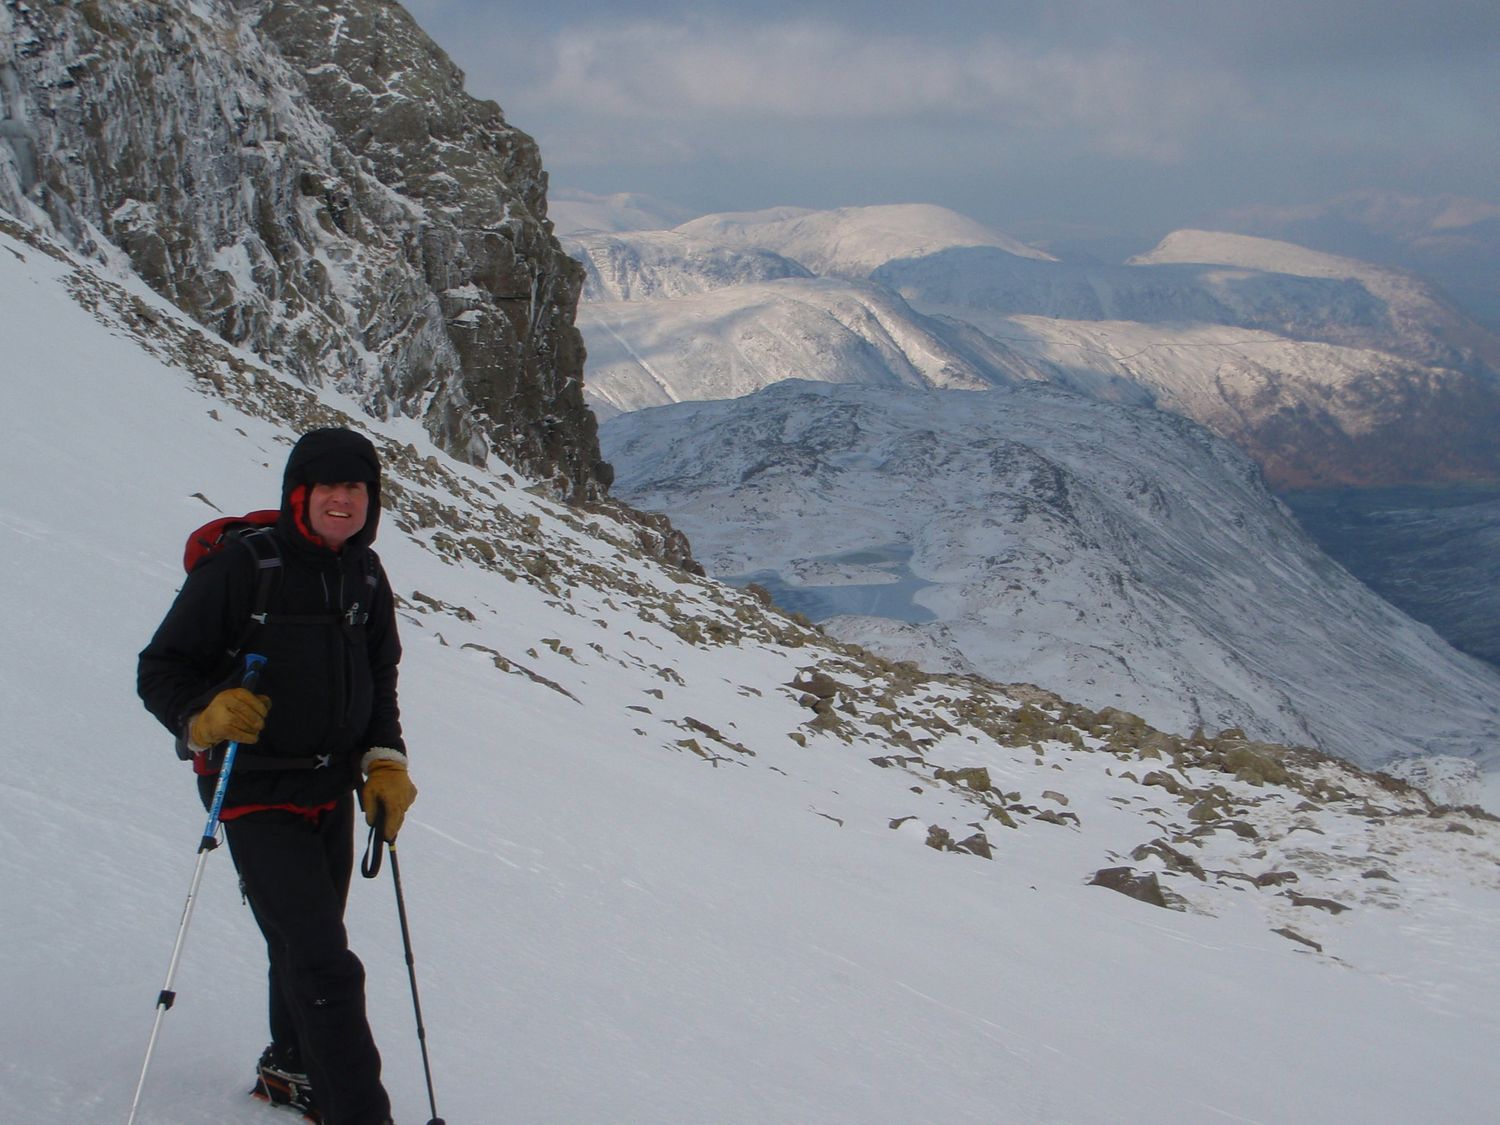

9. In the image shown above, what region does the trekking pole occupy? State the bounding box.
[127,653,267,1125]
[364,808,445,1125]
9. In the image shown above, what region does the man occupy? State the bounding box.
[139,427,418,1125]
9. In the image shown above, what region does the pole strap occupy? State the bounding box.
[361,804,386,880]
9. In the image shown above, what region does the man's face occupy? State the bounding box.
[307,481,370,550]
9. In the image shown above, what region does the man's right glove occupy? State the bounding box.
[188,688,271,749]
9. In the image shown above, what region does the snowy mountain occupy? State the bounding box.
[576,271,1049,419]
[600,379,1500,773]
[569,230,814,302]
[563,212,1064,419]
[5,189,1500,1125]
[577,204,1500,488]
[676,202,1058,277]
[1205,188,1500,333]
[1131,229,1500,376]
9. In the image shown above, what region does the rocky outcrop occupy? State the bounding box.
[0,0,603,497]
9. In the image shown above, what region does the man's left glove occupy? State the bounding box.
[360,749,417,841]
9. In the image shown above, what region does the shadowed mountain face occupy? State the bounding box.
[1283,486,1500,669]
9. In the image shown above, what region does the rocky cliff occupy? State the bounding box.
[0,0,604,497]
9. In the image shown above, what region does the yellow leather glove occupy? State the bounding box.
[189,688,271,748]
[362,754,417,841]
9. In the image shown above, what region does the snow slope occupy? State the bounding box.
[4,217,1500,1125]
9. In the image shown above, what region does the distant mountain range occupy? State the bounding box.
[567,203,1500,489]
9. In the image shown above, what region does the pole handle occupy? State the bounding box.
[239,652,267,692]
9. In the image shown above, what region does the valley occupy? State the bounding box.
[1283,484,1500,669]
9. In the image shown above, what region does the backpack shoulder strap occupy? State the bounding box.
[241,527,283,625]
[226,528,284,660]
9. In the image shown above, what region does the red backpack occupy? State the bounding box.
[183,509,280,573]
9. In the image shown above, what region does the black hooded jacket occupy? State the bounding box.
[138,428,404,810]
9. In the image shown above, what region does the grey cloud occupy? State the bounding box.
[401,0,1499,258]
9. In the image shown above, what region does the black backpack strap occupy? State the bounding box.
[226,529,283,660]
[197,746,345,772]
[244,528,281,617]
[338,550,381,631]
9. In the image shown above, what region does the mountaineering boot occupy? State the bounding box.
[250,1042,321,1122]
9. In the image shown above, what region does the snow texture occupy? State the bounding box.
[5,214,1500,1125]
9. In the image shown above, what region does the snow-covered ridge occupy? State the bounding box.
[1133,229,1404,280]
[1133,229,1500,375]
[601,378,1500,772]
[5,214,1500,1123]
[566,230,812,302]
[578,276,1049,418]
[676,202,1058,276]
[1204,188,1500,333]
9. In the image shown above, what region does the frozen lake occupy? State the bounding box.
[725,544,937,624]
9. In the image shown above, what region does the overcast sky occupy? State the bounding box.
[400,0,1498,248]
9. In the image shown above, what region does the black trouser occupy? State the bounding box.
[222,793,391,1125]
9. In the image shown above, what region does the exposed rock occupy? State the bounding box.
[788,670,842,700]
[1210,743,1292,787]
[925,825,954,851]
[955,831,993,859]
[936,766,993,792]
[1273,927,1323,953]
[1034,809,1081,827]
[1142,771,1187,796]
[1131,840,1207,880]
[0,0,603,496]
[1254,871,1300,887]
[1088,867,1169,908]
[1284,892,1351,915]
